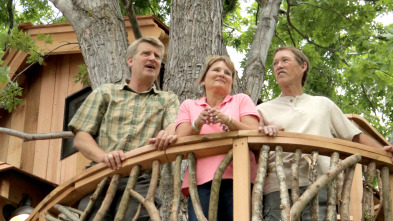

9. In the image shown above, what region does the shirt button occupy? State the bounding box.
[290,99,293,102]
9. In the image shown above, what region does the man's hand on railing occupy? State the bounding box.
[148,129,178,151]
[258,125,281,137]
[103,150,126,170]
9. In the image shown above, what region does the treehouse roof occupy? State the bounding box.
[1,15,170,80]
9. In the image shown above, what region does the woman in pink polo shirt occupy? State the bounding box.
[176,55,275,221]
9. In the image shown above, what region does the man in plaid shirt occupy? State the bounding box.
[69,36,179,220]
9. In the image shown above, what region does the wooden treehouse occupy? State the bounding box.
[0,15,169,221]
[1,16,393,221]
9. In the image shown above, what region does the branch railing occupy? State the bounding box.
[27,130,393,221]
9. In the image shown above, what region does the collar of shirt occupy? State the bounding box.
[120,82,160,94]
[196,95,234,109]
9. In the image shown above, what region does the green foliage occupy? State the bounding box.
[122,0,171,25]
[0,82,23,113]
[0,60,10,85]
[0,0,60,113]
[246,0,393,140]
[74,64,91,87]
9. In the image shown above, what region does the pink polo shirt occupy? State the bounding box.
[175,93,260,196]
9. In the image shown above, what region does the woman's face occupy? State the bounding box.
[202,61,233,95]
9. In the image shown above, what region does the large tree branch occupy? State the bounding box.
[239,0,282,102]
[119,0,142,40]
[285,2,296,47]
[0,127,74,141]
[6,0,14,34]
[7,0,14,34]
[360,83,378,116]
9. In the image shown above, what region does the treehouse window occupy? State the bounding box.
[61,86,92,159]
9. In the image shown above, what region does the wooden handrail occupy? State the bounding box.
[27,130,393,220]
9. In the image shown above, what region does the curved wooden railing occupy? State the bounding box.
[27,121,393,220]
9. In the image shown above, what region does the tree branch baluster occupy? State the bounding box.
[362,161,376,221]
[252,145,270,221]
[93,174,121,221]
[374,169,383,221]
[187,152,207,221]
[129,160,161,221]
[275,146,290,221]
[170,155,184,221]
[208,149,233,221]
[80,177,110,221]
[291,154,361,221]
[327,152,339,221]
[114,165,141,221]
[339,164,356,221]
[53,204,80,221]
[308,151,320,221]
[381,166,392,220]
[291,149,302,205]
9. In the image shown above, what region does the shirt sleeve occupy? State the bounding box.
[328,99,362,140]
[162,92,180,129]
[68,86,108,136]
[238,94,260,122]
[175,100,192,130]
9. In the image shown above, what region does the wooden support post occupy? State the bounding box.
[349,164,362,221]
[233,137,250,221]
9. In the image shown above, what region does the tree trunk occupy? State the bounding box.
[238,0,282,102]
[50,0,130,89]
[162,2,226,219]
[163,0,226,101]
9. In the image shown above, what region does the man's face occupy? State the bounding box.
[128,42,162,82]
[273,50,306,87]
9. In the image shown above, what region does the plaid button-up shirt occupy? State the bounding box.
[69,83,179,153]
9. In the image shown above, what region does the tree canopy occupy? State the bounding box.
[1,0,392,140]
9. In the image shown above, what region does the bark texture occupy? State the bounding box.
[237,0,283,102]
[163,0,227,101]
[50,0,130,89]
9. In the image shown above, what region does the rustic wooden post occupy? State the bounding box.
[233,137,251,221]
